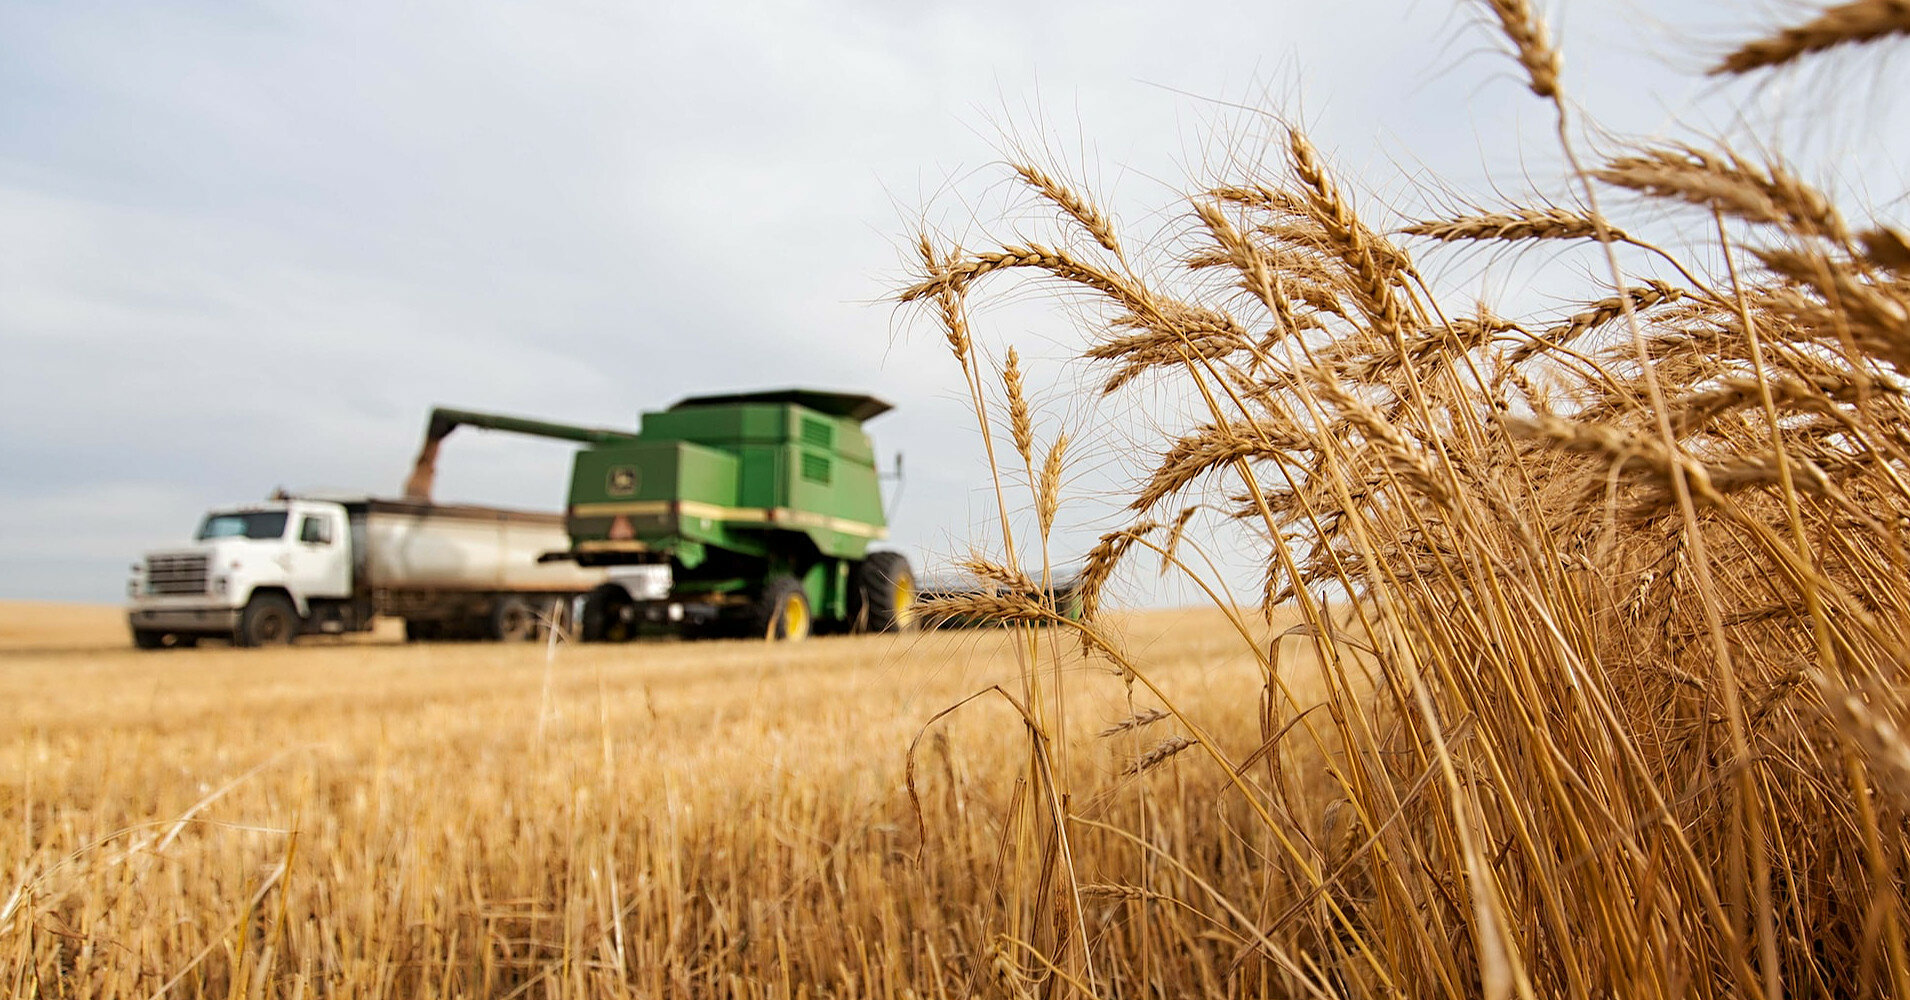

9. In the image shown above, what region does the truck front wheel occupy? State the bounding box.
[237,594,299,647]
[132,628,167,650]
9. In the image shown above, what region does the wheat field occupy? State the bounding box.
[893,3,1910,997]
[1,602,1332,998]
[14,3,1910,997]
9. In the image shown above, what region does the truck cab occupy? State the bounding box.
[128,498,356,648]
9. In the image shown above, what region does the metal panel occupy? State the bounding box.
[365,505,604,593]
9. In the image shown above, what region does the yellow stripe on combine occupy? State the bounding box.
[571,501,887,540]
[575,540,650,553]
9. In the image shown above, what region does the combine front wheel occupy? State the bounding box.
[756,576,812,642]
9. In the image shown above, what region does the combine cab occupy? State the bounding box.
[407,389,914,642]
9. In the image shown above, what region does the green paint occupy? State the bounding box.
[556,389,899,628]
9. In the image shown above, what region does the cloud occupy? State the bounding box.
[6,0,1904,604]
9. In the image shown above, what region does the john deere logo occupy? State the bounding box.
[606,466,639,496]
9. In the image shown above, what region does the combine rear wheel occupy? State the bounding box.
[755,576,812,641]
[855,552,916,632]
[581,587,633,642]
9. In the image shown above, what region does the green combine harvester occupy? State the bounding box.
[403,389,914,642]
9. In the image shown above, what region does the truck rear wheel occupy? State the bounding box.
[237,594,299,647]
[490,597,537,642]
[755,576,812,642]
[855,552,916,633]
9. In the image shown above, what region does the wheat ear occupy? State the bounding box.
[1713,0,1910,75]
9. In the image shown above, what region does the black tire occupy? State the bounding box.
[132,628,167,650]
[404,619,440,643]
[490,597,537,642]
[237,593,299,647]
[753,575,812,642]
[855,552,916,633]
[581,587,632,643]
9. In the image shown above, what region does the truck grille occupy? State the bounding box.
[147,554,210,595]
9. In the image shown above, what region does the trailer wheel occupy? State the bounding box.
[581,587,632,643]
[855,552,916,633]
[404,619,440,642]
[237,594,299,647]
[490,597,537,642]
[755,576,812,642]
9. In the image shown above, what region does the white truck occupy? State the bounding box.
[126,494,608,648]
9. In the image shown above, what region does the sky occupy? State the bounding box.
[4,0,1906,605]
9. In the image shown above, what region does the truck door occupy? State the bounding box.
[288,509,353,600]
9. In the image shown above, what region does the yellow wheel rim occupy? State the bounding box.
[781,593,810,641]
[892,576,915,627]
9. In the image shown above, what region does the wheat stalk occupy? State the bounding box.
[1122,735,1196,776]
[1713,0,1910,75]
[1098,708,1170,738]
[1480,0,1562,98]
[1594,146,1846,240]
[1133,421,1311,513]
[1037,435,1067,540]
[914,233,972,364]
[1402,206,1617,243]
[1074,523,1158,627]
[1509,280,1683,363]
[1003,348,1034,465]
[1014,162,1123,257]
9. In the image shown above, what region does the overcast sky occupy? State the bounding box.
[5,0,1906,604]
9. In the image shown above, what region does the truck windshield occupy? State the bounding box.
[196,511,290,540]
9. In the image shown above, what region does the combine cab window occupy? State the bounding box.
[197,511,290,540]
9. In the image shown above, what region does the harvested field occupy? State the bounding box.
[1,603,1333,997]
[13,3,1910,997]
